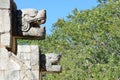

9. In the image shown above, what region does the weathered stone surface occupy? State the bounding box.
[0,48,9,70]
[17,45,40,79]
[32,70,39,80]
[12,9,46,37]
[30,45,39,69]
[41,53,62,72]
[0,8,11,48]
[1,33,11,47]
[46,65,62,72]
[18,45,31,53]
[21,9,46,29]
[0,0,62,79]
[0,48,21,71]
[0,45,62,79]
[22,27,46,37]
[8,59,21,71]
[24,60,31,69]
[23,53,31,60]
[0,10,11,33]
[0,46,40,80]
[17,45,40,70]
[0,70,5,80]
[5,70,20,80]
[11,8,46,53]
[0,0,10,8]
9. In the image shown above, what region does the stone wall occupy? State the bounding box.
[0,45,40,80]
[0,0,62,80]
[0,0,11,48]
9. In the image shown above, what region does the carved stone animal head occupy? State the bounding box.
[10,8,46,54]
[41,53,62,72]
[12,9,46,38]
[45,53,62,64]
[21,9,46,32]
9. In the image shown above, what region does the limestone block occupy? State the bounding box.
[0,35,1,47]
[5,70,20,80]
[19,71,25,80]
[20,53,30,60]
[24,60,31,69]
[16,45,40,79]
[26,70,37,80]
[0,10,11,33]
[0,48,9,70]
[17,45,22,53]
[17,45,31,53]
[1,33,11,47]
[0,0,10,8]
[30,45,39,68]
[31,70,39,80]
[8,59,21,71]
[20,70,36,80]
[46,65,62,72]
[18,45,39,69]
[0,70,5,80]
[20,70,34,80]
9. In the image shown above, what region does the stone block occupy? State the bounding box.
[21,53,30,60]
[19,70,24,80]
[24,60,31,69]
[8,59,21,71]
[46,65,62,72]
[22,27,46,38]
[17,45,40,79]
[0,0,10,9]
[31,70,39,80]
[1,33,11,47]
[0,48,9,70]
[17,45,22,53]
[17,45,31,53]
[20,70,32,80]
[30,45,39,70]
[0,70,5,80]
[5,70,20,80]
[0,35,1,47]
[0,10,11,33]
[31,65,39,71]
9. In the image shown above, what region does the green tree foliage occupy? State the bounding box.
[98,0,108,3]
[38,0,120,80]
[97,0,119,4]
[19,0,120,79]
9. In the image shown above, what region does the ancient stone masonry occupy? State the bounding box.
[0,0,11,48]
[0,0,62,80]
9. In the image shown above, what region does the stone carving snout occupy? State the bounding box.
[41,53,62,72]
[13,9,46,38]
[21,9,46,31]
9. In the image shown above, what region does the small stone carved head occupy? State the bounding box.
[45,53,62,64]
[13,9,46,38]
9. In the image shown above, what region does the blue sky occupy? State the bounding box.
[14,0,98,35]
